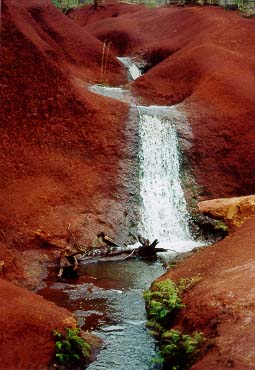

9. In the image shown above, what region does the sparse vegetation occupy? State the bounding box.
[155,329,205,370]
[214,220,229,234]
[51,0,90,11]
[178,275,202,293]
[52,327,91,368]
[98,40,112,85]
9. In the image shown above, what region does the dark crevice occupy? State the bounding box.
[140,47,178,73]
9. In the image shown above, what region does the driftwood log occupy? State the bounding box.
[93,234,166,259]
[137,234,159,258]
[58,247,81,279]
[57,233,168,279]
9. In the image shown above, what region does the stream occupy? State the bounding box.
[40,260,164,370]
[39,57,202,369]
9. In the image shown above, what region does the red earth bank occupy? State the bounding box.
[157,216,255,370]
[1,2,136,366]
[77,4,255,198]
[1,0,139,278]
[0,277,76,370]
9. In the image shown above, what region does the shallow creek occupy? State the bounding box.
[40,260,164,369]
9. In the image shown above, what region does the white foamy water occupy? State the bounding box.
[117,57,142,81]
[88,85,135,104]
[137,105,199,253]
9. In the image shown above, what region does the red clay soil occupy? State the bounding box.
[79,5,255,198]
[0,1,135,367]
[0,0,138,281]
[157,216,255,370]
[2,0,127,84]
[68,0,145,27]
[0,277,76,370]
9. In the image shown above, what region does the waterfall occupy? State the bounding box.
[88,57,201,253]
[136,105,196,252]
[117,57,142,81]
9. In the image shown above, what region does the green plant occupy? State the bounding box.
[214,220,228,234]
[52,327,91,367]
[144,280,184,335]
[51,0,93,10]
[158,329,204,370]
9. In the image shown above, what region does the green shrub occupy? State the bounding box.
[158,329,204,370]
[52,327,91,368]
[144,280,184,335]
[144,278,205,368]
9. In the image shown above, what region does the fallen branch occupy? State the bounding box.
[124,249,136,260]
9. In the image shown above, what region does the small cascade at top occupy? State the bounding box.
[117,57,142,81]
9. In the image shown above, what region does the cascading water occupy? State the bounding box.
[136,105,197,253]
[117,57,142,81]
[88,57,200,253]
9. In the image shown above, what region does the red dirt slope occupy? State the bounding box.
[68,0,145,27]
[0,0,135,285]
[3,0,126,84]
[79,5,255,198]
[0,278,76,370]
[158,216,255,370]
[0,2,134,367]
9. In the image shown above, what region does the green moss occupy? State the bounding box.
[158,329,205,370]
[144,280,184,335]
[52,327,91,368]
[214,220,228,233]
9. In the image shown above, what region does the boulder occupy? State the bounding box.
[198,195,255,232]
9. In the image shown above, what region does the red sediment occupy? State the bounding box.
[0,277,76,370]
[0,1,131,366]
[79,5,255,198]
[68,0,145,27]
[158,216,255,370]
[0,0,130,258]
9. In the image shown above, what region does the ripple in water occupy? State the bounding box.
[41,260,164,370]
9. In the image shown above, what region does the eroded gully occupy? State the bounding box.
[39,57,202,370]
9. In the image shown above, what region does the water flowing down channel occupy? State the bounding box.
[117,57,142,81]
[89,57,200,253]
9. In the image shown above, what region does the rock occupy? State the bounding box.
[193,213,228,241]
[198,195,255,232]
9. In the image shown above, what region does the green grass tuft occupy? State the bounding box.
[52,327,91,368]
